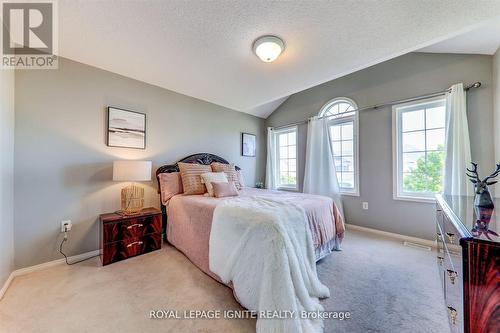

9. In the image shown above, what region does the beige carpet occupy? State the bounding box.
[0,229,450,333]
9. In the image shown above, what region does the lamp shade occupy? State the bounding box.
[113,160,152,182]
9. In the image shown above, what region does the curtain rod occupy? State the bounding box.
[271,82,482,130]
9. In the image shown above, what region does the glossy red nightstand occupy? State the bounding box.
[99,208,162,265]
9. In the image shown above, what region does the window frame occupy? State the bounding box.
[392,96,446,203]
[274,125,299,191]
[319,97,360,196]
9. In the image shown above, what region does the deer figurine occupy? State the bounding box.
[466,162,500,208]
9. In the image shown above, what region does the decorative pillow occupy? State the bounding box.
[178,162,212,195]
[210,162,242,189]
[200,172,228,197]
[212,181,239,198]
[158,172,183,204]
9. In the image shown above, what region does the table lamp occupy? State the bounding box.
[113,160,152,215]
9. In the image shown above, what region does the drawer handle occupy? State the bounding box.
[446,232,455,244]
[437,256,444,266]
[126,241,143,248]
[447,269,457,284]
[127,223,143,230]
[447,306,457,325]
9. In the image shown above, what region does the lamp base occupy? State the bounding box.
[121,184,144,215]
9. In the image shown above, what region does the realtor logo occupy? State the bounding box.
[1,0,58,69]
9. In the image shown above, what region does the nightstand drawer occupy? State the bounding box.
[102,214,161,243]
[101,233,161,265]
[99,208,163,265]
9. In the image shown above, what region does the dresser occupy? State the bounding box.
[435,195,499,333]
[99,208,162,265]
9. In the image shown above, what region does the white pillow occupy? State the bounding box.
[200,172,228,196]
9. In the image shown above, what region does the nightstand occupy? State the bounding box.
[99,207,162,265]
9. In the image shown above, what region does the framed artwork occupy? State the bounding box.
[241,133,256,157]
[107,107,146,149]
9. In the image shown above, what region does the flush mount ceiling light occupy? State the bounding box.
[253,35,285,63]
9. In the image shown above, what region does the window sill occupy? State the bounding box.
[277,186,299,192]
[340,191,360,197]
[393,195,436,204]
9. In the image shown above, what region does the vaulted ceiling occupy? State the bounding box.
[58,1,500,118]
[419,18,500,55]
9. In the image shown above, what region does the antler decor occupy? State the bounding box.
[466,162,500,208]
[466,162,479,182]
[484,164,500,183]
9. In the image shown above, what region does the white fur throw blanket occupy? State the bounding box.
[209,196,330,333]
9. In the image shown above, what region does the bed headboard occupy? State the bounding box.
[156,152,240,205]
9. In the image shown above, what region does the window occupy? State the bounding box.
[393,97,446,201]
[274,126,298,189]
[319,97,359,195]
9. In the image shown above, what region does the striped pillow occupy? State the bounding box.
[178,162,212,195]
[210,162,242,189]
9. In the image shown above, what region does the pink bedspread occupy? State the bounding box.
[166,188,344,282]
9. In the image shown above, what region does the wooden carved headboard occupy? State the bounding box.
[155,152,240,214]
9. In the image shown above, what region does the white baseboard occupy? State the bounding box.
[346,223,436,249]
[0,249,99,301]
[0,272,15,301]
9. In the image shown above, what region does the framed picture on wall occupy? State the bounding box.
[107,107,146,149]
[241,133,256,157]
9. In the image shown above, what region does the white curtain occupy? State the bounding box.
[265,127,277,190]
[303,117,344,217]
[443,83,472,196]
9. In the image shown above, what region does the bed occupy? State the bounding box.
[156,153,345,284]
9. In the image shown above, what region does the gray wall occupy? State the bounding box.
[494,47,500,197]
[0,70,15,287]
[14,58,266,268]
[267,53,494,240]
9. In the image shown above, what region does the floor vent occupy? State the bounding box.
[403,241,432,251]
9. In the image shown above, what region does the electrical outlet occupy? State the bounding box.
[362,202,369,210]
[61,220,72,232]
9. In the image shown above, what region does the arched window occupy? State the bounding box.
[319,97,359,195]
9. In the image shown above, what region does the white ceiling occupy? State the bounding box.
[419,19,500,55]
[58,1,500,118]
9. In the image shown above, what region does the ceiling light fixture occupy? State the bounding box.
[253,35,285,63]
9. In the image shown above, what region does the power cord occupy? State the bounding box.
[59,231,100,265]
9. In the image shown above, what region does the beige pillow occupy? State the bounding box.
[211,162,242,189]
[200,172,228,197]
[178,162,212,195]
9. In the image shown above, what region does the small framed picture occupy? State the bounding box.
[241,133,256,157]
[107,107,146,149]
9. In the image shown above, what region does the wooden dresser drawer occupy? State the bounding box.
[101,233,162,265]
[100,208,162,266]
[102,214,161,243]
[436,194,500,333]
[442,215,461,247]
[443,245,463,332]
[436,205,445,238]
[436,198,465,332]
[436,223,446,289]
